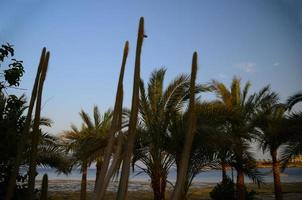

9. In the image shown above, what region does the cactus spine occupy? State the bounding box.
[94,41,129,200]
[170,52,198,200]
[116,17,144,200]
[40,174,48,200]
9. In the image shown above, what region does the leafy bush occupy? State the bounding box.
[210,178,235,200]
[210,178,257,200]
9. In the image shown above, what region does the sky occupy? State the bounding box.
[1,0,302,139]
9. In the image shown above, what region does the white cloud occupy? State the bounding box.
[235,62,256,73]
[273,62,280,67]
[218,73,228,79]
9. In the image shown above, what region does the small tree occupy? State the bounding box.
[5,47,50,200]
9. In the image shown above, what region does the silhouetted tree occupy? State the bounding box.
[133,69,191,200]
[209,78,266,200]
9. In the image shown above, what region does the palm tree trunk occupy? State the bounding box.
[151,171,166,200]
[116,17,144,200]
[236,169,245,200]
[221,162,228,183]
[5,48,46,200]
[183,179,190,200]
[81,162,88,200]
[160,176,166,200]
[271,150,283,200]
[175,158,188,200]
[170,52,198,200]
[94,159,103,192]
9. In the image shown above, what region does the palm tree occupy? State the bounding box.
[133,68,192,200]
[210,77,266,200]
[61,106,111,200]
[195,101,233,184]
[61,124,89,200]
[35,131,72,174]
[281,92,302,163]
[286,92,302,111]
[254,92,287,200]
[281,114,302,161]
[254,91,302,200]
[78,106,111,191]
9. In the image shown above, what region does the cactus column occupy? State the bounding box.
[116,17,145,200]
[170,52,198,200]
[40,174,48,200]
[94,41,129,200]
[5,48,48,200]
[28,51,50,200]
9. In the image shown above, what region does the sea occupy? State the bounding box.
[36,167,302,183]
[33,167,302,192]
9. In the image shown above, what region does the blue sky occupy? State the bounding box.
[1,0,302,136]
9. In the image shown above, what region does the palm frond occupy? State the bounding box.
[93,105,101,128]
[286,91,302,111]
[231,76,241,106]
[79,109,93,130]
[210,80,232,108]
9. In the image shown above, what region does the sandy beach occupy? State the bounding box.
[35,180,215,192]
[36,180,302,200]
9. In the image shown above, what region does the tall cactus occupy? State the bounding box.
[5,48,47,200]
[102,132,124,189]
[40,174,48,200]
[94,41,129,200]
[116,17,144,200]
[28,51,50,199]
[170,52,198,200]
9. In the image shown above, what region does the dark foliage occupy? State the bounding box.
[0,94,27,195]
[210,178,236,200]
[0,43,24,91]
[210,178,256,200]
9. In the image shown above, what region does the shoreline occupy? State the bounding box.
[256,164,302,168]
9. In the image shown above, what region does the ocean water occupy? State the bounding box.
[36,167,302,183]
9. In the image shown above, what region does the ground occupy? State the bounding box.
[48,182,302,200]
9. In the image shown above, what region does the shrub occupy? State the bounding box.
[210,178,235,200]
[210,178,257,200]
